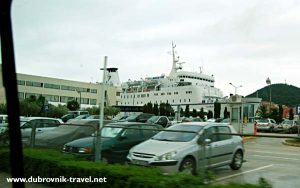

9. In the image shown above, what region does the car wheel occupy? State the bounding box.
[230,150,243,170]
[102,157,109,164]
[179,157,196,175]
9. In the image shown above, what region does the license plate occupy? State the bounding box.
[132,159,148,166]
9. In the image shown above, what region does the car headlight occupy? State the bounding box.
[156,151,177,161]
[78,147,93,153]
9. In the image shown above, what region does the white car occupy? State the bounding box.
[20,117,63,142]
[127,122,244,174]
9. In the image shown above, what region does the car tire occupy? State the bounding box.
[179,157,196,175]
[230,150,243,170]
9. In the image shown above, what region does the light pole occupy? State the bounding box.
[229,83,242,95]
[77,90,82,110]
[266,77,271,113]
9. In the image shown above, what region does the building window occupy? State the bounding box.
[26,81,43,87]
[116,92,121,96]
[61,85,76,91]
[60,96,75,103]
[18,92,24,100]
[167,92,172,95]
[44,95,59,102]
[154,93,158,96]
[17,80,25,85]
[91,89,97,93]
[90,99,97,105]
[44,83,60,89]
[25,93,38,99]
[161,93,165,95]
[174,92,178,95]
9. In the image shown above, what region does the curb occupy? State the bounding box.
[282,140,300,147]
[242,136,256,141]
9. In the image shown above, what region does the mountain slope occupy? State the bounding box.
[246,83,300,107]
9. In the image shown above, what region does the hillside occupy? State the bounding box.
[246,83,300,107]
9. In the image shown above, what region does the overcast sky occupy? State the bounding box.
[9,0,300,97]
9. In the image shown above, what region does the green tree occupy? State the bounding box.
[199,108,205,120]
[258,104,268,118]
[47,104,69,118]
[192,109,197,117]
[184,105,190,117]
[67,100,80,111]
[214,102,221,119]
[159,103,166,116]
[85,106,100,115]
[207,110,213,119]
[105,106,120,116]
[278,105,283,123]
[180,107,184,117]
[0,104,7,114]
[20,100,41,116]
[223,107,229,119]
[269,108,279,122]
[153,103,159,116]
[289,108,294,120]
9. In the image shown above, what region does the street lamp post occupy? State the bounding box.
[229,83,242,95]
[77,90,82,110]
[266,77,271,113]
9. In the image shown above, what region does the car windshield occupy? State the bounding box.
[257,119,268,123]
[74,115,87,119]
[146,116,160,123]
[152,124,203,142]
[125,114,139,121]
[282,120,293,125]
[101,126,123,138]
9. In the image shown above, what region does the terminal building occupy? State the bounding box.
[0,66,121,109]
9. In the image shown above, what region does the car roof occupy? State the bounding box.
[23,117,61,121]
[177,122,231,127]
[106,122,160,127]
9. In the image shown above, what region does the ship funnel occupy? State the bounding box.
[105,68,121,87]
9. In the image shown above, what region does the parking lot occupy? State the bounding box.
[212,133,300,188]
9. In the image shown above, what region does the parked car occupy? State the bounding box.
[127,122,244,174]
[256,118,277,132]
[61,114,77,123]
[34,119,110,148]
[20,117,63,142]
[0,114,8,124]
[274,120,300,133]
[111,115,129,122]
[62,122,163,163]
[146,116,171,128]
[123,113,155,123]
[66,114,90,123]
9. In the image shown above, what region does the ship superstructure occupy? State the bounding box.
[119,43,223,109]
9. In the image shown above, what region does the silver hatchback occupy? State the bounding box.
[127,122,244,174]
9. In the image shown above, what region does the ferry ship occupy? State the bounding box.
[118,43,223,110]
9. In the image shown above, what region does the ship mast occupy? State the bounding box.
[169,42,180,78]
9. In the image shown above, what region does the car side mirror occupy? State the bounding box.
[204,138,212,145]
[197,138,212,145]
[118,135,127,141]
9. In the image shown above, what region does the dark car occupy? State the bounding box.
[62,122,163,163]
[34,119,111,148]
[146,116,171,128]
[124,113,155,123]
